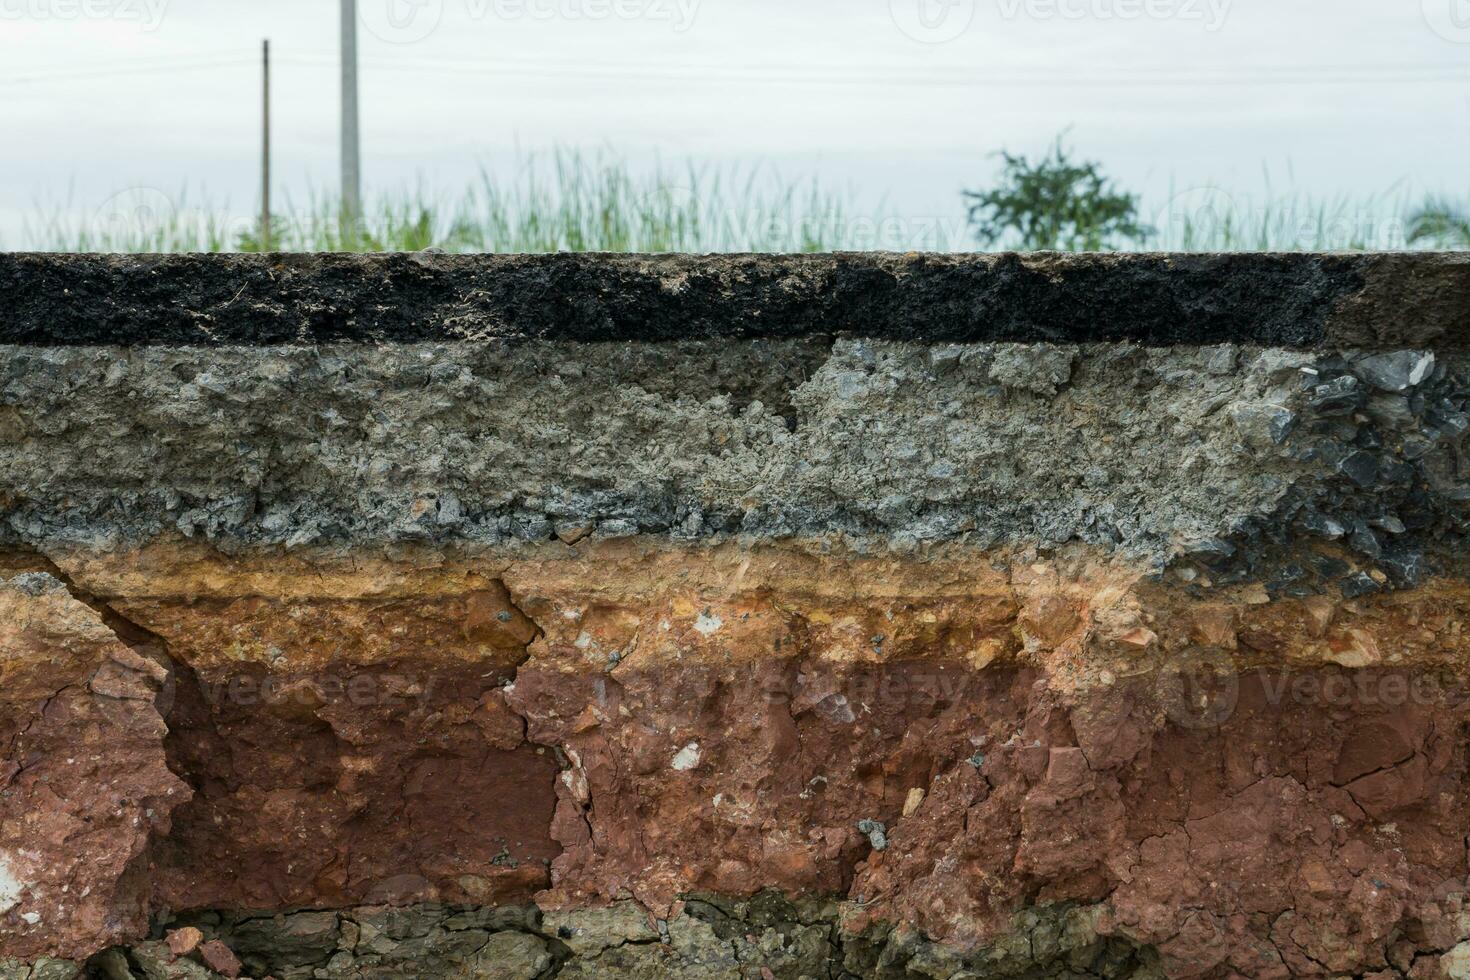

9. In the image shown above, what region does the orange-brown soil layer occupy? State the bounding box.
[6,539,1470,976]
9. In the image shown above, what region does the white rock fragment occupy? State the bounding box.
[693,612,724,637]
[0,856,26,915]
[1443,941,1470,979]
[671,743,701,771]
[903,787,926,817]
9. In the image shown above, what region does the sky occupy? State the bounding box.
[2,0,1468,249]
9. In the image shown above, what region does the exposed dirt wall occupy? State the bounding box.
[2,255,1469,979]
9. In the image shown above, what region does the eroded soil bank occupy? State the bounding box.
[6,541,1470,979]
[2,254,1469,979]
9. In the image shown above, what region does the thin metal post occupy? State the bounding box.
[261,38,272,251]
[340,0,361,242]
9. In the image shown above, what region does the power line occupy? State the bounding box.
[5,54,1469,89]
[243,54,1470,87]
[351,56,1470,77]
[262,50,1470,75]
[319,59,1470,87]
[0,58,255,86]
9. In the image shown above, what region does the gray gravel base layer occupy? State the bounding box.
[3,340,1466,592]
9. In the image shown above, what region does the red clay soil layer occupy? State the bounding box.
[76,658,1470,977]
[7,542,1470,976]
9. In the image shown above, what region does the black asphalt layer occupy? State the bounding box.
[2,251,1467,348]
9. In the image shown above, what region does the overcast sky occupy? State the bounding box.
[2,0,1468,249]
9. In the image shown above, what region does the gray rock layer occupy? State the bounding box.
[3,340,1467,591]
[8,898,1158,980]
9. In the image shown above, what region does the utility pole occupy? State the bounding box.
[260,38,272,251]
[340,0,361,241]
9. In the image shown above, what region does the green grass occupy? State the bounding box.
[16,149,1468,253]
[22,150,868,254]
[1406,197,1470,248]
[1146,180,1431,252]
[27,185,242,253]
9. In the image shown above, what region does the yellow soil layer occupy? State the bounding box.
[20,538,1470,691]
[0,580,133,702]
